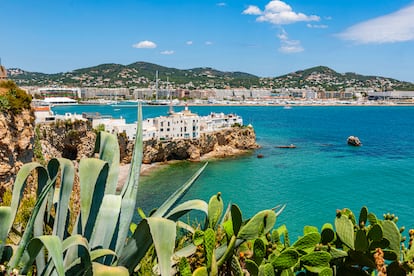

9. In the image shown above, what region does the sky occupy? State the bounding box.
[1,0,414,82]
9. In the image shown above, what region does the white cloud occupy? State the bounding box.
[205,41,213,45]
[186,41,193,45]
[277,29,304,53]
[242,5,262,15]
[243,0,320,25]
[160,50,174,55]
[217,2,226,7]
[307,23,328,29]
[338,4,414,44]
[132,40,157,49]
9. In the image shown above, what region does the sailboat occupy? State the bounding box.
[148,71,168,105]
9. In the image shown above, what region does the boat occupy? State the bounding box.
[276,144,296,148]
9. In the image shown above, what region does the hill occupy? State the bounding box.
[7,63,414,91]
[8,62,260,89]
[269,65,414,91]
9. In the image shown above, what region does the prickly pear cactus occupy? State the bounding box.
[335,214,355,250]
[208,193,223,229]
[204,228,216,268]
[259,263,275,276]
[178,257,192,276]
[253,238,266,265]
[271,249,299,271]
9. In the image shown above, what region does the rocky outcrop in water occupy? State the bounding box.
[141,126,259,163]
[0,110,35,188]
[347,136,362,146]
[37,120,259,165]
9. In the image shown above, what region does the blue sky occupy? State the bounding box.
[2,0,414,82]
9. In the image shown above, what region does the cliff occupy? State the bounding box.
[141,126,259,164]
[36,121,259,165]
[0,110,35,189]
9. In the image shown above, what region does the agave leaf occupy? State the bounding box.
[92,262,129,276]
[7,166,52,271]
[151,162,208,218]
[147,217,177,276]
[78,158,109,239]
[97,131,120,195]
[0,206,12,259]
[24,235,64,276]
[33,159,60,272]
[90,194,122,250]
[165,199,208,221]
[174,243,197,259]
[52,158,75,240]
[63,234,92,273]
[90,248,118,261]
[115,104,143,257]
[117,219,153,273]
[8,163,47,232]
[176,221,196,234]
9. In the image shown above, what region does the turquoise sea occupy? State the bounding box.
[52,104,414,238]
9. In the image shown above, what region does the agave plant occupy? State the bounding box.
[0,104,209,275]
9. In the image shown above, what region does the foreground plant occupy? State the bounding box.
[0,104,208,275]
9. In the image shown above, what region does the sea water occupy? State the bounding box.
[52,104,414,238]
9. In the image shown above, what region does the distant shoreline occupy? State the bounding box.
[75,101,414,108]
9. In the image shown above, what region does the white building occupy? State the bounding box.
[200,112,243,132]
[92,106,244,141]
[154,106,200,140]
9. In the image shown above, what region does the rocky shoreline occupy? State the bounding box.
[37,119,259,165]
[0,113,258,189]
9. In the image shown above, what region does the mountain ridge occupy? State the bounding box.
[7,62,414,91]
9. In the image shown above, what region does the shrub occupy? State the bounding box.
[0,80,32,113]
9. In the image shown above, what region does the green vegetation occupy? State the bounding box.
[1,105,414,275]
[34,126,46,164]
[0,80,32,113]
[10,62,414,91]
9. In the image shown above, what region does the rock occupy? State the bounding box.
[37,123,259,165]
[0,109,35,188]
[347,136,362,146]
